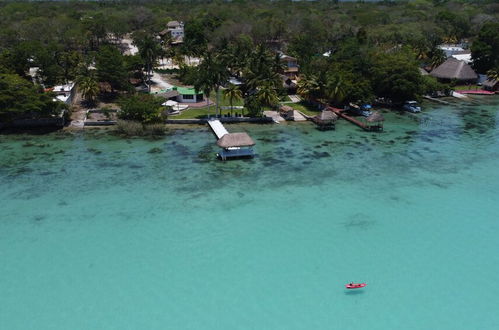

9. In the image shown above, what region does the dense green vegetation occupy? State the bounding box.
[0,0,497,122]
[0,73,65,122]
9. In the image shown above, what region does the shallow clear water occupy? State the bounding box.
[1,97,499,329]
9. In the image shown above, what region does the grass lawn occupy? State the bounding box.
[453,84,481,91]
[287,101,322,117]
[172,106,247,119]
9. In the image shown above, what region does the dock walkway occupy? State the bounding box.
[327,106,369,131]
[423,96,451,105]
[207,119,229,138]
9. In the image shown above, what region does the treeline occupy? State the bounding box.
[0,0,498,121]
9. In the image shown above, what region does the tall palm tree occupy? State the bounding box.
[256,81,279,109]
[137,36,162,91]
[77,76,99,106]
[326,75,346,106]
[297,75,320,101]
[194,51,229,117]
[223,83,242,116]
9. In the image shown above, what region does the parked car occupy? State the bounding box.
[403,101,421,113]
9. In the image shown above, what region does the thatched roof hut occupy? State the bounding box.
[217,133,255,148]
[366,111,384,123]
[365,111,384,131]
[430,58,478,82]
[315,110,338,122]
[313,110,337,130]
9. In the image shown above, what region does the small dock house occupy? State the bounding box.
[313,110,338,130]
[365,111,384,131]
[216,133,255,160]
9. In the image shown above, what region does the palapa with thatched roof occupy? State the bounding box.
[430,58,478,82]
[217,133,255,148]
[365,111,384,131]
[313,110,338,130]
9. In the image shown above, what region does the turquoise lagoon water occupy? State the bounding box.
[1,97,499,329]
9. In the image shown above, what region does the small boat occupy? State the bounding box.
[402,101,421,113]
[347,103,372,117]
[345,283,367,289]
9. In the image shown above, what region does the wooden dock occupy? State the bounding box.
[327,106,369,131]
[423,96,451,105]
[207,119,229,138]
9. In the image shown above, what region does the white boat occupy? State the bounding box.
[403,101,421,113]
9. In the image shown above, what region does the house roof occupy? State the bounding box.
[159,29,169,36]
[419,68,429,76]
[217,133,255,148]
[279,54,297,61]
[158,90,180,98]
[430,58,477,81]
[173,86,201,95]
[167,21,181,28]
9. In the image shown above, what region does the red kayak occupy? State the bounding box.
[345,283,366,289]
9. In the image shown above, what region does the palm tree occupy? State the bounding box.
[486,68,499,81]
[137,36,162,91]
[77,76,99,106]
[194,51,229,117]
[297,75,320,101]
[326,75,346,106]
[223,83,242,116]
[256,81,279,109]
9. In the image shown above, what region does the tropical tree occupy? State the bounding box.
[118,94,163,123]
[486,68,499,81]
[297,75,320,101]
[429,48,446,69]
[223,83,242,115]
[256,81,279,109]
[325,75,346,106]
[77,76,99,106]
[95,45,129,92]
[0,73,64,122]
[194,51,229,116]
[471,22,499,73]
[136,35,163,90]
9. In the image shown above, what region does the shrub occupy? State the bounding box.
[118,94,164,123]
[115,120,144,136]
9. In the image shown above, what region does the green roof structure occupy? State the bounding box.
[173,86,202,95]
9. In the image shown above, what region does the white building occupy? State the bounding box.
[167,21,184,44]
[438,44,466,58]
[52,82,76,105]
